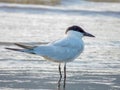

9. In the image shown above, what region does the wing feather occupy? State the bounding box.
[14,43,36,49]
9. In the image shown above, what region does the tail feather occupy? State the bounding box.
[5,47,23,52]
[5,43,36,54]
[14,43,36,49]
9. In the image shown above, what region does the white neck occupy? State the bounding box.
[67,30,84,38]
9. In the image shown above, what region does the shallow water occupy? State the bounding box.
[0,0,120,90]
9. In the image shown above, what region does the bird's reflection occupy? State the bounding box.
[57,77,66,90]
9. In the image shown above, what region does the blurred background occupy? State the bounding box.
[0,0,120,5]
[0,0,120,90]
[0,0,60,5]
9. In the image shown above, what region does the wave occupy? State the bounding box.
[0,3,120,18]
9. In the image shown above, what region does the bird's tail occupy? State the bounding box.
[5,47,24,52]
[14,43,36,49]
[5,43,36,53]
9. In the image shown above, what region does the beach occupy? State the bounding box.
[0,0,120,90]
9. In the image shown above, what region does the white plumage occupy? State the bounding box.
[28,31,84,62]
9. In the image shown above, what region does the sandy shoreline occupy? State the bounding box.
[0,1,120,90]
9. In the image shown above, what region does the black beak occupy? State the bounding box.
[84,32,95,37]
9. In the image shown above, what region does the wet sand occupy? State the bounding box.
[0,1,120,90]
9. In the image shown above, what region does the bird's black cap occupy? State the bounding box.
[65,25,95,37]
[65,25,85,34]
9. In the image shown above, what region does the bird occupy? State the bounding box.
[5,25,95,88]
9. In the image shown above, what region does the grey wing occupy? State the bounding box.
[33,37,83,62]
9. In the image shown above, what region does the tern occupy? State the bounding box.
[5,25,95,88]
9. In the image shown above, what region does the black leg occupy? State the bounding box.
[58,63,62,89]
[63,63,66,89]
